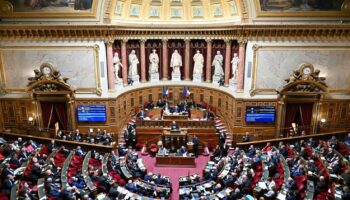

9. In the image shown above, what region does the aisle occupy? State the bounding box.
[139,153,211,200]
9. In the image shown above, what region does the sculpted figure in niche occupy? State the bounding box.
[230,53,239,81]
[128,50,139,76]
[170,49,182,74]
[113,52,123,81]
[212,51,224,76]
[193,50,204,75]
[149,49,159,74]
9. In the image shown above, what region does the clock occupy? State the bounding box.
[40,64,53,76]
[300,65,314,76]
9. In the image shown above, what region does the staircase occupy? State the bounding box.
[117,116,137,146]
[214,116,233,149]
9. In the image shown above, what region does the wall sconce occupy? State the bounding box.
[28,117,34,122]
[320,118,326,127]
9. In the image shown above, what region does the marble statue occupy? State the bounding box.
[230,53,239,81]
[149,49,159,73]
[112,52,123,81]
[128,50,139,76]
[170,49,182,74]
[193,50,204,75]
[212,51,224,76]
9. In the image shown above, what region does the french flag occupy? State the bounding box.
[182,86,191,98]
[162,86,169,97]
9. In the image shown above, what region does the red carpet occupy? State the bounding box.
[139,153,211,200]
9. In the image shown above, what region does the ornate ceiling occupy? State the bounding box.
[110,0,241,26]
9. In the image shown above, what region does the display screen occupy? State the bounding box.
[77,105,106,122]
[245,106,275,123]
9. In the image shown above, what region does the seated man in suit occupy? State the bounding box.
[48,140,57,152]
[138,109,146,119]
[171,121,180,131]
[158,146,168,156]
[1,175,14,197]
[180,146,187,155]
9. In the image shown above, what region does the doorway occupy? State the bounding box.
[284,103,313,136]
[40,102,68,131]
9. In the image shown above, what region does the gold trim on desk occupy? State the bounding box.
[250,45,350,96]
[0,0,99,18]
[254,0,350,17]
[0,45,102,96]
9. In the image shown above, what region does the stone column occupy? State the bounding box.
[237,38,247,90]
[162,39,169,80]
[184,39,191,81]
[140,39,147,82]
[105,39,115,90]
[121,39,128,86]
[224,39,232,87]
[205,39,212,82]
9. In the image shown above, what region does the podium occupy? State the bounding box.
[163,114,188,121]
[162,128,188,149]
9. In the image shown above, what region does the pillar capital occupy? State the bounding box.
[224,39,232,45]
[184,38,191,43]
[238,37,248,46]
[205,38,212,43]
[104,37,114,47]
[161,38,168,43]
[121,38,129,44]
[140,38,147,43]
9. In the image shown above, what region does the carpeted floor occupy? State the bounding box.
[139,153,211,200]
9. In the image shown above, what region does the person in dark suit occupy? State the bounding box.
[30,162,42,184]
[180,146,187,155]
[220,143,229,157]
[171,121,180,131]
[109,183,120,199]
[1,175,15,196]
[95,128,102,143]
[125,180,138,193]
[48,140,57,152]
[2,163,14,178]
[138,109,146,119]
[219,131,226,145]
[193,135,199,157]
[315,176,328,194]
[285,177,297,191]
[46,177,60,197]
[211,145,222,160]
[156,99,164,108]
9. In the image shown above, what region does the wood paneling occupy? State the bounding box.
[0,99,35,129]
[319,100,350,132]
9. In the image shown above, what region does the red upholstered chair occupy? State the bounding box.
[207,140,214,152]
[149,144,158,156]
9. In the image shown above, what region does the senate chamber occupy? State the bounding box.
[0,1,350,200]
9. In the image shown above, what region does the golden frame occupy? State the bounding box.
[254,0,350,17]
[250,45,350,96]
[0,45,102,96]
[0,0,99,18]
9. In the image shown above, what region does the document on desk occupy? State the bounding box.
[258,181,267,190]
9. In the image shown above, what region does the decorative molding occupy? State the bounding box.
[250,45,350,96]
[0,25,349,41]
[0,0,99,18]
[279,63,328,95]
[254,0,350,17]
[0,45,102,96]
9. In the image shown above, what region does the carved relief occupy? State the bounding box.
[281,63,327,94]
[27,63,71,92]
